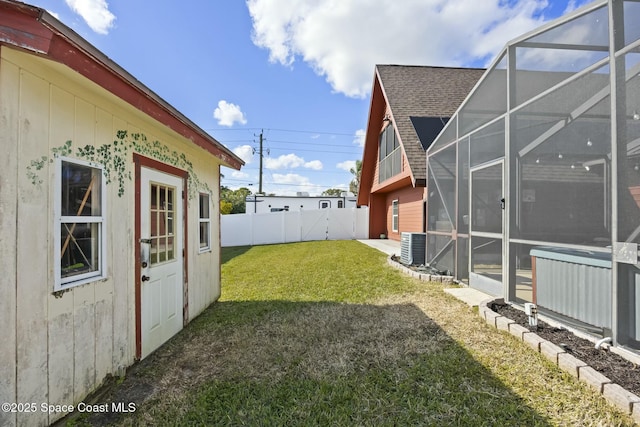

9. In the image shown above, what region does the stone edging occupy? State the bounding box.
[387,255,640,423]
[478,300,640,423]
[386,256,454,283]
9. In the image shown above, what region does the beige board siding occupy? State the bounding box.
[0,55,19,427]
[16,65,50,427]
[4,45,225,424]
[94,107,116,384]
[188,155,222,320]
[111,116,133,373]
[4,50,132,425]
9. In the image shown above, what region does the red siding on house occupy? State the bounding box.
[630,186,640,209]
[365,113,424,239]
[369,194,387,239]
[384,186,425,241]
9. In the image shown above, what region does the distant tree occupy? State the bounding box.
[220,200,233,215]
[220,186,252,214]
[349,160,362,195]
[322,188,344,197]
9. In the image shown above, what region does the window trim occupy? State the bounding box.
[392,199,399,232]
[198,192,212,253]
[54,156,107,291]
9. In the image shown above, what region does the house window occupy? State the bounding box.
[379,124,401,182]
[55,157,106,290]
[338,200,344,208]
[199,193,211,252]
[392,199,399,232]
[320,200,330,209]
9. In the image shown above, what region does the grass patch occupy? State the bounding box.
[83,241,635,426]
[220,241,417,303]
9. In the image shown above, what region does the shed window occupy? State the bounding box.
[55,157,106,290]
[392,199,399,232]
[199,193,211,252]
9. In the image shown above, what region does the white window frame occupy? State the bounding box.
[392,199,399,232]
[54,156,107,290]
[199,192,212,252]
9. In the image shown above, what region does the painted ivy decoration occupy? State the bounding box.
[26,130,213,200]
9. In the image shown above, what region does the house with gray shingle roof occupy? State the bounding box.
[357,65,484,241]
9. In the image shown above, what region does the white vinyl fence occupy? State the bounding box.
[221,207,369,247]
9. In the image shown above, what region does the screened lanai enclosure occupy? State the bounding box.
[426,0,640,351]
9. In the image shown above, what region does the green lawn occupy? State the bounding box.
[95,241,633,426]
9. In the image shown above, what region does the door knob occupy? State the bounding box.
[141,275,150,282]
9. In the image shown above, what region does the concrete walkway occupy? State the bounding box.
[443,287,493,307]
[359,238,492,307]
[357,239,401,257]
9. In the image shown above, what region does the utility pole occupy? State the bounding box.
[258,129,264,194]
[251,129,268,195]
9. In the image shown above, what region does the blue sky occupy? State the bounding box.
[29,0,590,195]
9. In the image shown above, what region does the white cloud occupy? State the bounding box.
[265,153,305,169]
[336,160,356,172]
[353,129,365,148]
[47,10,61,20]
[214,100,248,127]
[65,0,115,35]
[232,145,255,164]
[247,0,568,98]
[265,154,322,170]
[304,160,323,170]
[272,173,311,185]
[231,170,250,179]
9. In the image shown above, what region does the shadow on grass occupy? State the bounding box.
[75,300,553,426]
[221,245,252,264]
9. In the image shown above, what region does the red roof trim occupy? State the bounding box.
[0,0,243,170]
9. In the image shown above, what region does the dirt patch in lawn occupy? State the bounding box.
[490,301,640,396]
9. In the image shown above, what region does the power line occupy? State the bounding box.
[222,179,348,189]
[207,127,356,136]
[215,139,361,149]
[236,168,352,175]
[267,128,355,136]
[268,147,360,155]
[268,139,360,148]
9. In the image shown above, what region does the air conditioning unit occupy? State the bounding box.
[400,232,426,265]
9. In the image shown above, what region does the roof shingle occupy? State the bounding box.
[376,65,485,182]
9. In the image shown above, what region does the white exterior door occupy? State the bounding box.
[140,167,184,359]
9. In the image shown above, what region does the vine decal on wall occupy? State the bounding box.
[27,130,213,199]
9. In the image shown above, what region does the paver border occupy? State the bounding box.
[477,299,640,422]
[387,256,640,422]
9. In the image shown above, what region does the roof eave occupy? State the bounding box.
[0,0,244,170]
